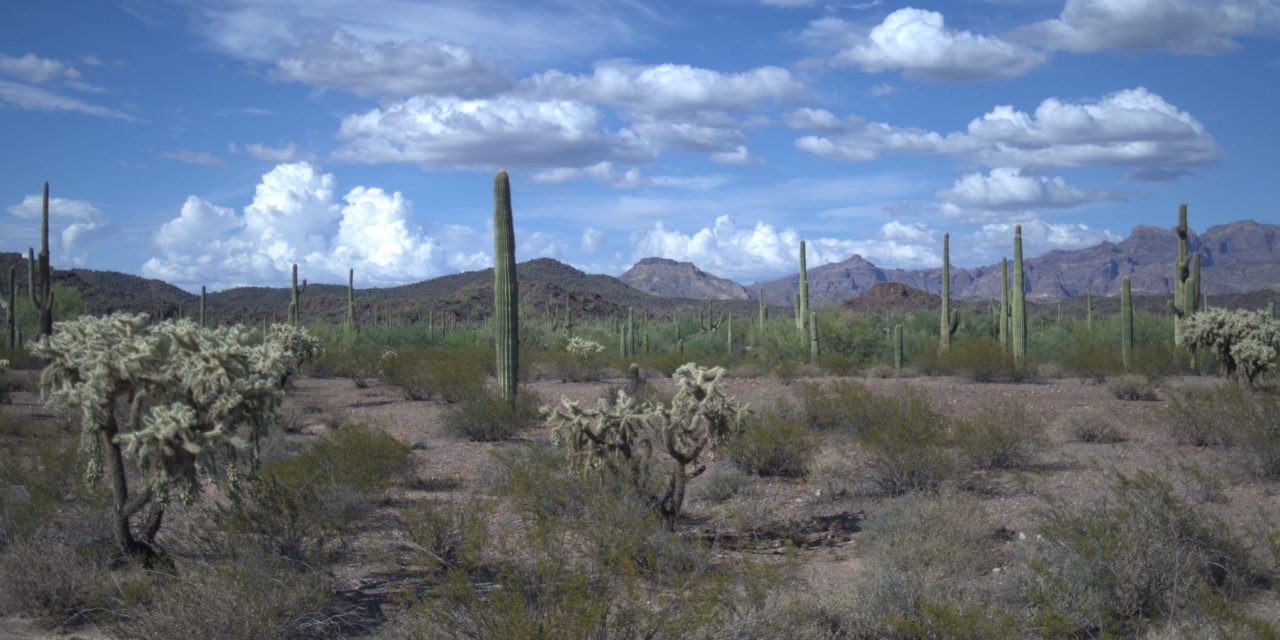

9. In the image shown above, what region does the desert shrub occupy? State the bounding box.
[1024,471,1264,637]
[381,346,485,402]
[442,386,543,442]
[207,424,411,563]
[401,501,488,573]
[860,386,959,495]
[1109,374,1160,401]
[919,338,1033,383]
[723,401,816,478]
[126,555,355,640]
[1060,410,1126,444]
[0,539,137,627]
[0,433,112,551]
[693,466,753,503]
[537,337,611,382]
[1061,335,1124,382]
[306,342,382,386]
[1167,385,1280,479]
[815,352,858,376]
[727,362,766,379]
[796,380,888,436]
[756,491,1019,639]
[951,400,1047,470]
[1182,308,1280,386]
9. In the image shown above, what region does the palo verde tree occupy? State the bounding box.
[545,362,748,523]
[28,313,316,560]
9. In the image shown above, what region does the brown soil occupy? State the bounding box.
[4,370,1280,637]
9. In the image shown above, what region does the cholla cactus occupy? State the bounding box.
[29,314,292,558]
[265,322,324,378]
[565,336,605,357]
[1181,308,1280,386]
[545,362,747,521]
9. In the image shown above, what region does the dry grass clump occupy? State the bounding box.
[1058,409,1127,444]
[952,400,1048,470]
[723,401,816,478]
[1167,384,1280,479]
[1109,374,1160,401]
[441,386,542,442]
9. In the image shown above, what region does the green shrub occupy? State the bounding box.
[860,386,959,495]
[1167,385,1280,479]
[951,400,1046,470]
[206,424,411,563]
[381,347,485,402]
[401,501,487,573]
[795,380,888,437]
[723,402,816,478]
[0,539,134,627]
[1109,374,1159,401]
[919,338,1034,383]
[0,432,112,552]
[693,466,753,503]
[442,386,542,442]
[1024,471,1264,637]
[1060,410,1126,444]
[127,555,355,640]
[1060,336,1124,382]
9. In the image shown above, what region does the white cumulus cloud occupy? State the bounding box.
[811,9,1046,81]
[6,194,107,260]
[1011,0,1280,54]
[935,167,1125,214]
[332,95,652,169]
[0,52,81,84]
[142,162,485,289]
[275,29,511,98]
[523,63,805,113]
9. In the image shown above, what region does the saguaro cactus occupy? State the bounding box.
[809,310,818,365]
[1085,285,1094,332]
[999,257,1009,352]
[939,234,958,352]
[1012,225,1027,362]
[199,286,207,328]
[797,240,809,334]
[1121,276,1134,369]
[287,263,307,326]
[29,182,54,337]
[1170,203,1197,346]
[346,268,356,333]
[893,323,903,376]
[5,266,15,348]
[493,170,519,403]
[758,287,766,331]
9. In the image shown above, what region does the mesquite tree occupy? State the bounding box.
[29,314,316,559]
[545,363,747,522]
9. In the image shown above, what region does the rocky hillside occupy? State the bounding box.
[753,220,1280,304]
[842,283,940,316]
[620,258,749,300]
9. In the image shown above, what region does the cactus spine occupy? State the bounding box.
[288,263,307,326]
[998,257,1009,352]
[939,233,958,352]
[29,182,54,337]
[493,170,519,403]
[893,323,903,376]
[1012,225,1027,362]
[1121,276,1133,369]
[797,240,809,334]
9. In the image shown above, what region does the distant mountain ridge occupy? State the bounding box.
[751,220,1279,305]
[620,258,749,300]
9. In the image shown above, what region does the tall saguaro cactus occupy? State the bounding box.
[797,240,809,334]
[1012,225,1027,362]
[1170,203,1198,346]
[287,263,307,326]
[939,233,958,352]
[809,310,818,365]
[29,182,54,337]
[493,170,519,403]
[893,323,903,376]
[346,268,356,333]
[2,266,15,348]
[1121,276,1134,369]
[999,257,1009,352]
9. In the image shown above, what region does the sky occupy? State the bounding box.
[1,0,1277,292]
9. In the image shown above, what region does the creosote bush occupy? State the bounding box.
[796,380,888,437]
[722,400,815,478]
[1167,384,1280,479]
[442,386,542,442]
[919,338,1034,383]
[1025,471,1266,637]
[381,346,486,402]
[1059,409,1126,444]
[951,400,1046,470]
[1109,374,1160,401]
[860,386,958,495]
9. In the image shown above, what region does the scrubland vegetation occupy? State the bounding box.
[1,186,1279,638]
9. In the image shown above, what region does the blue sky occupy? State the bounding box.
[1,0,1277,291]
